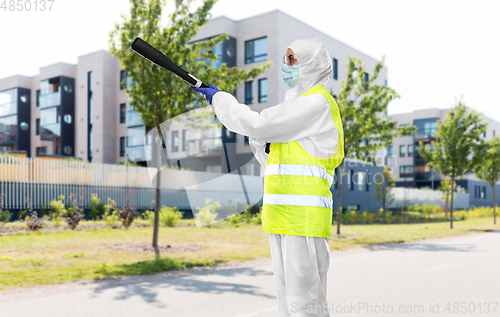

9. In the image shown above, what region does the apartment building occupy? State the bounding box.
[0,9,391,211]
[388,107,500,207]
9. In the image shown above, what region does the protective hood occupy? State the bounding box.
[284,38,333,102]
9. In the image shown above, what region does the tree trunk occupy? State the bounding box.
[444,193,449,219]
[450,175,455,229]
[152,122,162,258]
[336,161,344,235]
[383,197,387,224]
[493,185,497,225]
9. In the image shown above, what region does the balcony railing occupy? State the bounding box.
[126,145,149,162]
[40,122,60,140]
[0,102,17,117]
[0,128,16,144]
[39,91,61,109]
[127,111,143,127]
[187,137,222,156]
[414,129,437,141]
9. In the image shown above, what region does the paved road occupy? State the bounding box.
[1,231,499,317]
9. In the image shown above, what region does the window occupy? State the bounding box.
[245,37,267,64]
[120,103,126,124]
[120,70,128,90]
[399,123,409,128]
[36,146,47,155]
[357,171,368,192]
[364,72,369,84]
[399,165,413,178]
[414,119,438,138]
[258,78,267,103]
[182,129,189,151]
[482,186,486,199]
[408,144,414,157]
[120,137,125,157]
[384,79,388,87]
[36,118,40,135]
[399,144,406,157]
[36,90,40,107]
[388,146,393,156]
[348,169,354,191]
[171,130,179,152]
[332,58,338,80]
[474,185,477,199]
[494,130,496,137]
[244,136,249,145]
[245,81,254,104]
[483,131,486,138]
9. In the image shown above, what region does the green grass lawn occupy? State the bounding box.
[0,217,498,290]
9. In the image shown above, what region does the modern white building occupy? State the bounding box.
[0,9,387,173]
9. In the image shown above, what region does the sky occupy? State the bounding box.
[0,0,499,121]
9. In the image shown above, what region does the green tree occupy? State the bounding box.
[417,98,488,229]
[475,136,500,225]
[373,165,396,223]
[109,0,270,255]
[438,175,455,219]
[331,55,417,234]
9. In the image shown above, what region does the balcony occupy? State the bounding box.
[127,145,148,162]
[0,128,16,145]
[127,111,143,127]
[39,91,61,109]
[0,102,17,117]
[414,171,432,181]
[40,122,61,140]
[187,137,222,156]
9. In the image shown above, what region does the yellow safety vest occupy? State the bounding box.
[261,85,344,238]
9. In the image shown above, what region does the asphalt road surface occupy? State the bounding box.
[1,230,499,317]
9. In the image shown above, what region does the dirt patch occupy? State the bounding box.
[100,242,202,254]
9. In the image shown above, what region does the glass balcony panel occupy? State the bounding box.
[39,91,61,109]
[0,127,16,144]
[187,137,222,156]
[127,126,146,147]
[40,122,61,140]
[127,111,143,127]
[127,145,147,162]
[0,102,17,117]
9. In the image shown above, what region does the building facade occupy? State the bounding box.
[387,107,500,208]
[0,9,390,212]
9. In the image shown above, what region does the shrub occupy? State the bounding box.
[117,186,139,227]
[102,198,120,228]
[159,206,183,227]
[64,188,85,230]
[89,193,106,220]
[0,193,11,231]
[195,198,220,227]
[25,197,44,231]
[49,195,67,220]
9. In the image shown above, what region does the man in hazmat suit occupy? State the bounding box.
[193,38,344,317]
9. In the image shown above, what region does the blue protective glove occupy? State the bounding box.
[192,83,220,105]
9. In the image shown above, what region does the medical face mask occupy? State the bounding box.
[281,64,299,88]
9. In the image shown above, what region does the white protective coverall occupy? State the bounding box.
[211,38,338,317]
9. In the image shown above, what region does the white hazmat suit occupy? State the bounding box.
[211,38,338,317]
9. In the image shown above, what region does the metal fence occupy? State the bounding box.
[0,156,189,211]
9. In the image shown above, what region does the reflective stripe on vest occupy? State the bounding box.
[263,193,333,209]
[265,164,334,187]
